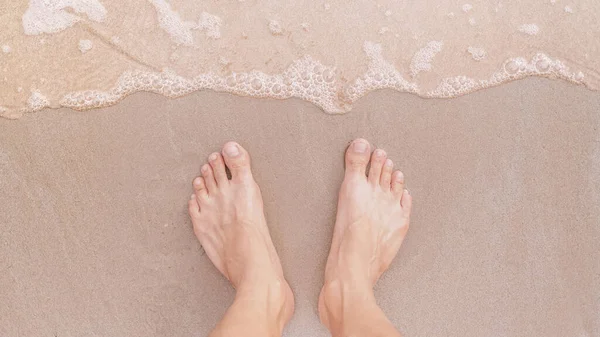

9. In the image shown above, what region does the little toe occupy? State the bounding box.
[208,152,228,185]
[345,138,371,178]
[193,176,208,199]
[188,194,201,217]
[368,149,387,185]
[221,141,253,183]
[380,159,393,191]
[391,170,405,197]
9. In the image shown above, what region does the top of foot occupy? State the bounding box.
[187,142,294,328]
[325,137,413,287]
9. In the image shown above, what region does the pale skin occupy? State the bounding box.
[188,138,412,337]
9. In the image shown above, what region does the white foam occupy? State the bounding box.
[343,41,418,104]
[149,0,195,45]
[78,39,93,53]
[518,24,540,36]
[410,40,443,77]
[1,45,11,53]
[60,56,344,113]
[462,4,473,12]
[2,42,588,117]
[268,20,284,35]
[27,90,50,111]
[384,10,392,16]
[22,0,107,35]
[564,5,573,13]
[427,53,585,97]
[467,46,486,61]
[468,17,477,25]
[195,12,222,39]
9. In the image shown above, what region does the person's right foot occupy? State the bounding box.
[318,138,413,329]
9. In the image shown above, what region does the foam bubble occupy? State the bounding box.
[2,45,11,53]
[22,0,107,35]
[27,90,50,112]
[343,41,418,103]
[468,17,477,25]
[78,39,93,53]
[564,5,573,13]
[518,23,539,36]
[268,20,284,35]
[462,4,473,12]
[467,46,486,61]
[410,41,443,77]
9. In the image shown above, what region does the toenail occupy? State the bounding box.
[395,173,404,181]
[224,143,240,157]
[406,188,411,195]
[375,149,385,157]
[385,159,393,167]
[201,164,209,173]
[209,153,218,161]
[190,194,195,200]
[352,141,368,153]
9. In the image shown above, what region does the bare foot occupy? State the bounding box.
[319,138,413,331]
[188,142,294,328]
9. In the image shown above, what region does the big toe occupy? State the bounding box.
[345,138,371,177]
[221,141,253,182]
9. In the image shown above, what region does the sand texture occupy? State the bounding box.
[1,78,599,336]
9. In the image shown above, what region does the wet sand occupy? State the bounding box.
[1,78,599,336]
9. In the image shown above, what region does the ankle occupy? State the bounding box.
[319,278,376,328]
[235,277,294,329]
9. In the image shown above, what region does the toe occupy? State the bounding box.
[368,149,387,185]
[391,170,405,197]
[201,163,218,193]
[193,176,208,199]
[380,159,393,191]
[221,141,253,183]
[345,138,371,177]
[208,152,228,185]
[188,194,201,217]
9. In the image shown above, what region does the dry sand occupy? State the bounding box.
[1,78,599,336]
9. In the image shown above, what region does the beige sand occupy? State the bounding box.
[1,78,599,336]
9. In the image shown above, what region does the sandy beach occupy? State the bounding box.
[1,78,599,336]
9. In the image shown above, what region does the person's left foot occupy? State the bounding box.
[188,142,294,323]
